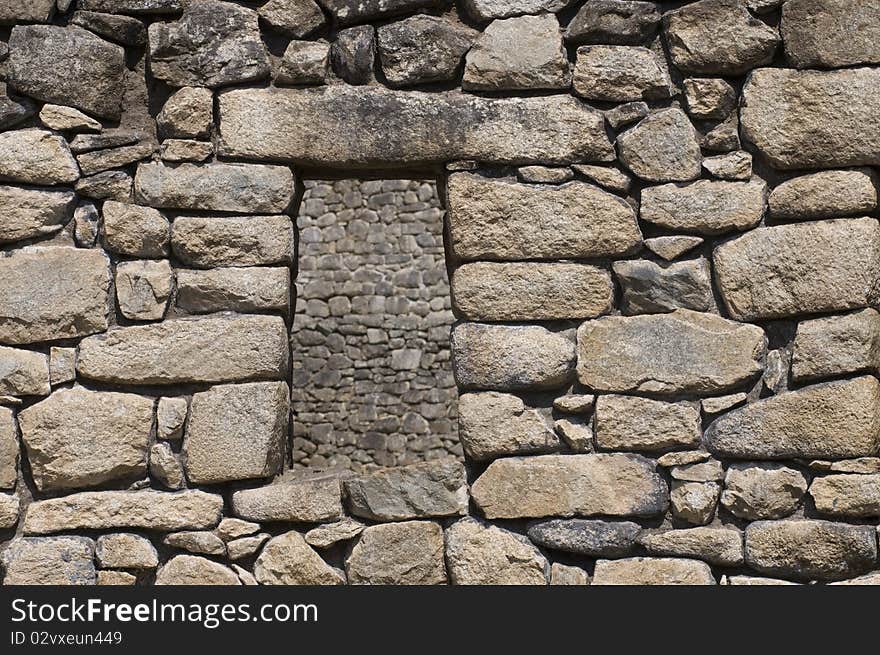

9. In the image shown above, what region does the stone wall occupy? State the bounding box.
[1,0,880,586]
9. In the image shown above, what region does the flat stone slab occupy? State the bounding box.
[593,557,716,585]
[231,475,343,523]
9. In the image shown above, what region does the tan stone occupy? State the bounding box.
[0,129,79,185]
[595,395,700,452]
[231,474,343,523]
[617,108,701,183]
[550,563,590,586]
[445,518,548,585]
[175,267,290,314]
[346,521,447,585]
[670,481,720,525]
[115,259,173,321]
[215,518,260,542]
[149,442,184,490]
[573,45,670,102]
[0,493,19,529]
[227,534,270,560]
[305,518,365,549]
[0,407,17,490]
[95,533,158,569]
[172,215,292,268]
[810,474,880,518]
[49,347,76,386]
[0,346,50,397]
[782,0,880,68]
[155,555,240,585]
[769,169,878,220]
[638,527,743,567]
[593,557,716,585]
[157,87,213,139]
[791,309,880,382]
[164,531,226,556]
[2,537,96,585]
[254,531,344,585]
[0,186,76,243]
[157,396,187,440]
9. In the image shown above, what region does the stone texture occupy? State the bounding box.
[445,518,549,585]
[346,521,447,585]
[218,86,614,166]
[2,537,96,585]
[161,138,212,162]
[115,260,173,321]
[0,408,17,490]
[259,0,325,38]
[134,162,294,214]
[810,475,880,518]
[447,174,640,261]
[683,78,736,121]
[643,236,703,261]
[517,166,573,184]
[570,164,631,194]
[155,555,239,585]
[745,520,877,582]
[566,0,660,45]
[97,571,136,585]
[103,201,169,258]
[277,40,330,85]
[463,0,570,21]
[458,392,559,461]
[319,0,443,25]
[0,0,55,22]
[39,104,102,132]
[345,460,467,521]
[617,109,701,182]
[451,323,576,391]
[593,557,715,585]
[769,169,878,220]
[0,493,20,529]
[670,481,720,525]
[8,25,125,119]
[231,475,343,523]
[0,129,79,186]
[713,218,880,321]
[171,215,293,268]
[70,10,146,47]
[527,519,640,557]
[76,141,155,177]
[254,531,344,585]
[306,518,365,548]
[77,314,288,385]
[331,26,375,85]
[554,418,593,453]
[377,15,476,87]
[0,92,36,131]
[662,0,779,76]
[176,267,290,314]
[550,563,590,585]
[157,87,213,139]
[0,347,49,397]
[612,258,713,314]
[640,179,767,235]
[471,454,668,519]
[594,395,700,453]
[702,151,752,181]
[573,46,670,102]
[705,377,880,460]
[792,310,880,382]
[79,0,182,12]
[577,309,765,396]
[638,527,743,567]
[157,397,187,440]
[149,442,184,489]
[164,531,226,556]
[75,171,133,202]
[781,0,880,69]
[227,534,269,560]
[96,533,158,569]
[672,459,724,483]
[185,382,289,484]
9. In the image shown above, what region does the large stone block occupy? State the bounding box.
[810,474,880,518]
[593,557,716,585]
[0,0,55,23]
[346,521,447,585]
[458,392,559,461]
[705,376,880,460]
[218,86,614,166]
[769,169,878,220]
[0,247,110,345]
[471,454,668,519]
[782,0,880,69]
[638,527,743,567]
[527,519,641,558]
[171,215,293,268]
[447,174,640,261]
[713,218,880,321]
[231,475,343,523]
[445,518,549,585]
[595,395,700,452]
[791,309,880,382]
[721,463,807,520]
[175,267,290,314]
[577,309,765,396]
[77,313,288,385]
[0,186,76,244]
[2,537,96,585]
[0,129,79,186]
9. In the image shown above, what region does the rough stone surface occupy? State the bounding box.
[791,310,880,382]
[617,109,702,182]
[769,169,878,220]
[305,518,365,549]
[458,392,558,461]
[638,527,743,567]
[103,201,170,258]
[2,537,96,585]
[463,0,570,21]
[149,442,184,490]
[0,493,20,529]
[157,87,213,139]
[171,215,293,268]
[39,104,102,132]
[573,45,670,102]
[0,347,49,397]
[527,519,640,557]
[96,533,158,569]
[445,518,549,585]
[346,521,447,585]
[259,0,325,37]
[164,531,226,556]
[810,475,880,518]
[683,77,736,121]
[115,260,173,321]
[566,0,660,45]
[612,258,713,314]
[643,236,703,261]
[0,186,76,244]
[277,40,330,85]
[155,555,239,585]
[593,557,716,585]
[331,26,375,85]
[781,0,880,69]
[176,267,290,314]
[595,395,700,453]
[0,408,17,490]
[377,15,476,87]
[670,481,720,525]
[0,129,79,186]
[254,531,344,585]
[231,475,343,523]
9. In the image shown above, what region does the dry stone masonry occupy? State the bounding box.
[1,0,880,586]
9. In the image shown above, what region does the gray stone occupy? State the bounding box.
[0,493,19,529]
[149,442,184,489]
[102,201,170,258]
[550,563,590,585]
[49,347,76,387]
[2,537,95,585]
[345,460,468,521]
[0,247,110,345]
[259,0,325,38]
[155,555,239,585]
[377,15,476,87]
[463,0,571,21]
[617,109,702,182]
[71,10,146,46]
[643,236,703,261]
[305,518,365,548]
[566,0,660,45]
[703,151,752,181]
[593,557,715,585]
[77,313,289,385]
[164,531,226,556]
[160,139,213,163]
[605,101,649,129]
[0,408,17,490]
[176,267,290,314]
[447,174,639,261]
[517,165,574,184]
[670,481,720,525]
[75,171,133,202]
[612,258,713,314]
[70,129,141,154]
[683,77,736,121]
[577,309,766,396]
[148,0,270,88]
[231,474,343,523]
[573,45,670,102]
[157,87,213,139]
[769,169,878,220]
[277,40,330,85]
[331,26,375,85]
[79,0,182,12]
[472,454,668,519]
[254,531,344,585]
[570,164,631,194]
[810,474,880,518]
[713,218,880,321]
[445,518,549,585]
[95,533,158,569]
[8,25,125,119]
[705,377,880,460]
[172,215,293,268]
[346,521,447,585]
[23,490,223,534]
[0,92,36,131]
[218,86,614,167]
[527,519,640,557]
[75,140,156,177]
[672,459,724,483]
[595,395,700,453]
[157,397,187,440]
[0,347,49,397]
[38,104,102,132]
[451,323,576,391]
[458,392,559,461]
[639,527,743,567]
[782,0,880,69]
[792,310,880,382]
[0,0,54,22]
[657,450,710,468]
[698,113,741,152]
[0,129,79,186]
[134,162,294,214]
[226,534,270,560]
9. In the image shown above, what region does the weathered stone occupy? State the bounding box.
[612,258,713,315]
[769,169,878,220]
[345,460,467,521]
[605,100,649,129]
[472,454,668,519]
[745,520,877,582]
[573,45,670,102]
[662,0,779,76]
[0,0,54,22]
[782,0,880,69]
[71,10,146,46]
[451,323,576,391]
[2,537,95,585]
[377,15,476,87]
[827,459,880,475]
[0,129,79,186]
[149,442,184,489]
[577,309,765,396]
[306,518,365,548]
[516,166,573,184]
[640,179,767,235]
[593,557,715,585]
[0,408,17,489]
[682,78,736,121]
[177,267,289,316]
[277,40,330,85]
[0,92,36,131]
[447,174,639,261]
[159,139,213,163]
[463,14,570,91]
[792,310,880,383]
[75,140,155,177]
[155,555,239,585]
[97,570,136,585]
[446,518,548,585]
[702,151,752,181]
[458,392,558,461]
[164,531,226,556]
[69,129,141,154]
[79,0,182,12]
[39,104,102,132]
[215,518,259,542]
[231,474,343,523]
[617,109,701,182]
[102,201,170,258]
[554,418,593,452]
[705,377,880,460]
[553,394,595,414]
[639,527,743,567]
[259,0,325,38]
[550,563,590,585]
[148,0,270,88]
[331,26,375,85]
[452,262,613,322]
[0,247,110,345]
[0,347,49,397]
[9,25,125,119]
[227,534,270,560]
[96,533,158,569]
[570,164,631,194]
[172,215,293,268]
[48,347,75,386]
[19,387,152,492]
[713,218,880,321]
[156,397,187,441]
[810,474,880,518]
[185,381,288,484]
[134,162,294,214]
[727,575,798,586]
[566,0,660,45]
[157,87,213,139]
[527,519,640,557]
[75,171,133,202]
[254,531,344,585]
[77,314,289,385]
[595,395,700,453]
[0,493,19,529]
[643,236,703,261]
[671,459,724,483]
[347,521,446,585]
[830,572,880,586]
[218,86,614,166]
[23,490,223,534]
[697,113,740,152]
[657,450,709,468]
[463,0,570,21]
[670,481,720,525]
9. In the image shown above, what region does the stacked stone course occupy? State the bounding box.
[0,0,880,586]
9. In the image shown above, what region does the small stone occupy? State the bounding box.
[554,418,593,453]
[671,481,720,525]
[0,129,79,186]
[0,92,36,131]
[70,10,146,47]
[781,0,880,69]
[102,200,170,258]
[703,151,752,181]
[553,394,595,414]
[164,531,226,556]
[727,575,799,586]
[78,0,182,14]
[683,78,736,121]
[0,0,55,22]
[570,164,631,194]
[69,129,140,154]
[305,518,365,548]
[115,259,173,321]
[697,114,741,152]
[0,408,17,489]
[810,474,880,518]
[277,40,330,85]
[155,555,239,585]
[451,323,576,391]
[0,347,50,397]
[160,139,213,163]
[347,521,447,585]
[762,349,789,395]
[612,257,713,314]
[566,0,660,45]
[463,0,570,22]
[458,391,558,461]
[149,442,184,490]
[829,459,880,475]
[231,474,343,523]
[595,395,700,452]
[157,397,187,440]
[657,450,710,468]
[769,169,878,220]
[331,26,375,85]
[593,557,715,585]
[172,215,293,268]
[0,493,20,529]
[701,393,747,416]
[2,537,96,585]
[73,202,100,246]
[720,464,807,520]
[258,0,325,38]
[49,348,76,387]
[175,267,289,315]
[39,104,102,132]
[157,87,213,139]
[550,563,590,585]
[671,459,724,482]
[75,140,155,177]
[617,109,701,183]
[75,171,133,202]
[643,236,703,261]
[97,571,136,585]
[95,533,158,569]
[216,518,260,542]
[446,518,548,585]
[516,166,573,185]
[527,519,640,557]
[463,14,570,92]
[573,45,670,102]
[605,101,649,130]
[639,527,743,567]
[227,534,270,560]
[254,531,344,585]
